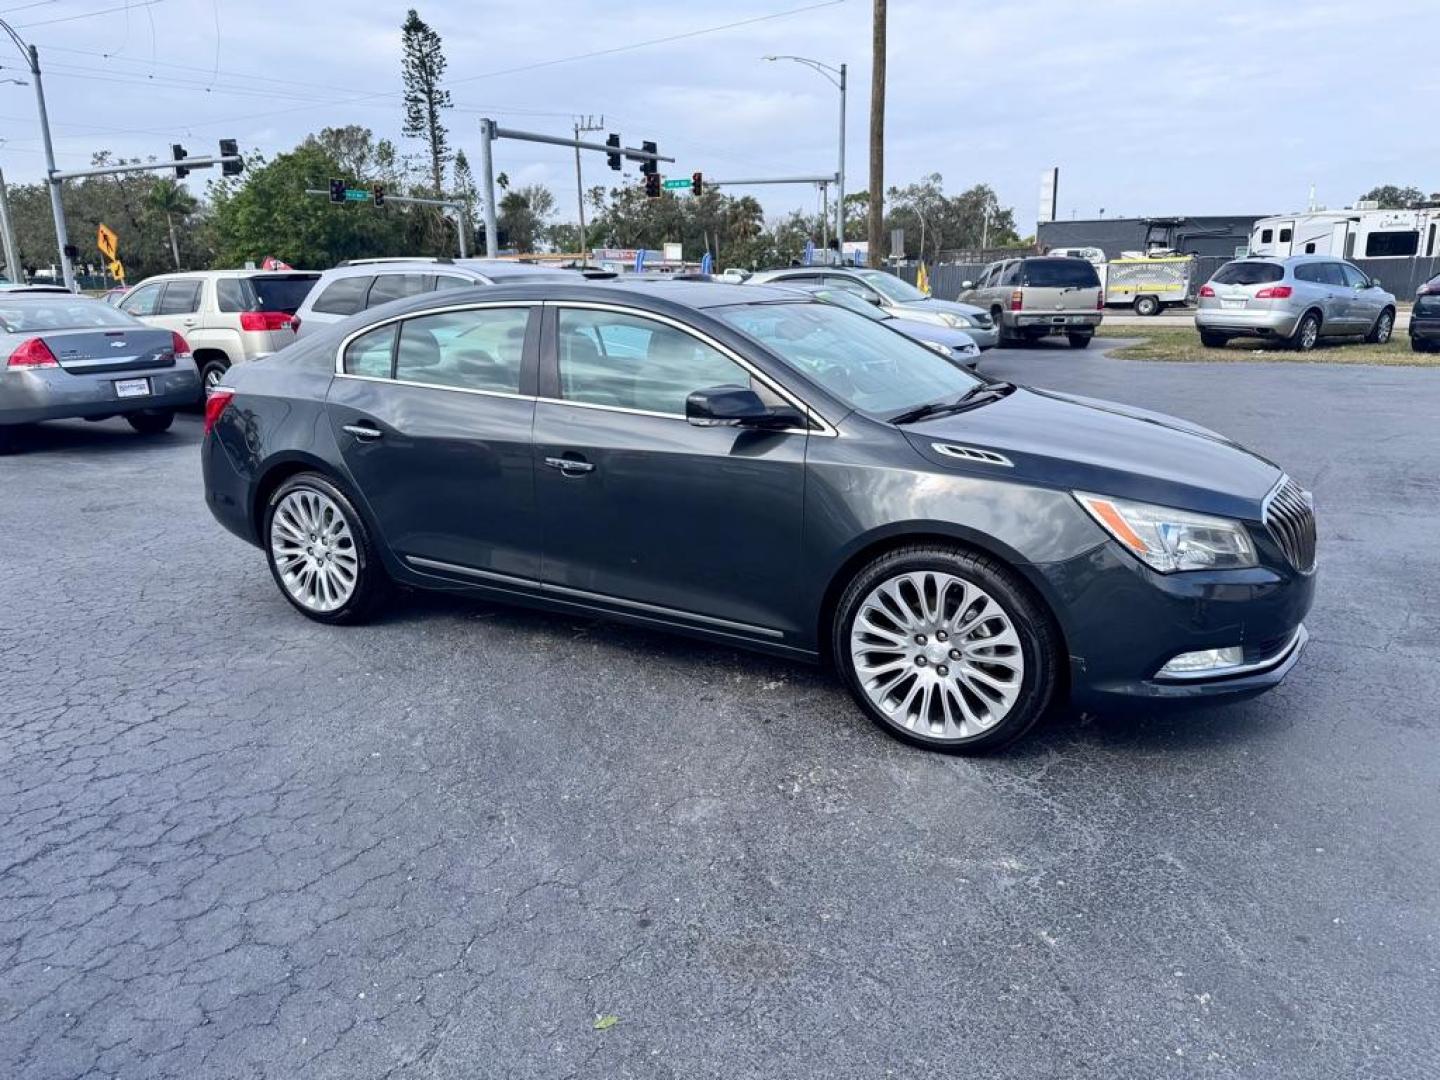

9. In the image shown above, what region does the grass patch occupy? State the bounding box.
[1096,325,1437,366]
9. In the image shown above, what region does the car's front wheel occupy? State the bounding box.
[125,409,174,435]
[264,472,391,625]
[833,545,1060,753]
[1366,308,1395,344]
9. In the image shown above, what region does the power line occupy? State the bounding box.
[14,0,164,28]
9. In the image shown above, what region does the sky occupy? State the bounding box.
[1,0,1437,231]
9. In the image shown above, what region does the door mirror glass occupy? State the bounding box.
[685,384,798,429]
[961,280,975,290]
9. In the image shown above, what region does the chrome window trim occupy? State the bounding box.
[547,300,838,437]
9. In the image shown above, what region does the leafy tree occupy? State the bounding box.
[1361,185,1425,209]
[497,184,557,252]
[400,9,452,197]
[304,125,403,185]
[146,179,198,270]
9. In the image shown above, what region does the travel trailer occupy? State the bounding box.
[1249,205,1440,260]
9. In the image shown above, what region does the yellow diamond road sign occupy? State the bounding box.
[97,224,119,260]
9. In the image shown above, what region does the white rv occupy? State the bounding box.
[1249,205,1440,260]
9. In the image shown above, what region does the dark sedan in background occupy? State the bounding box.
[1,288,200,453]
[203,280,1315,753]
[1412,274,1440,353]
[783,282,981,368]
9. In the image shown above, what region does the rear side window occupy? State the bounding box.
[1293,264,1321,283]
[367,273,430,308]
[1021,259,1100,288]
[157,280,202,315]
[1365,231,1419,257]
[432,275,472,291]
[394,307,531,393]
[343,324,396,377]
[1212,262,1284,286]
[216,278,251,312]
[311,275,373,315]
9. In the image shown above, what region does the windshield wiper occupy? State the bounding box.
[889,381,1014,425]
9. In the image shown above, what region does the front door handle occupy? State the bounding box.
[343,423,383,441]
[544,455,595,476]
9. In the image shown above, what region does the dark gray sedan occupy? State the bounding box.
[203,281,1315,753]
[0,288,200,452]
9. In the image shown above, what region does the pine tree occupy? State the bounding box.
[453,150,478,238]
[400,9,452,196]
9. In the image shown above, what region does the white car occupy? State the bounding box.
[118,270,319,392]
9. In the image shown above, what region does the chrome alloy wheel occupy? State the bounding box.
[849,571,1025,740]
[269,489,359,613]
[1375,311,1393,343]
[1298,316,1319,350]
[203,365,225,393]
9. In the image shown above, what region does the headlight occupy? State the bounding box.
[1074,492,1257,572]
[923,340,952,358]
[943,313,974,329]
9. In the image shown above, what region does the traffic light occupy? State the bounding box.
[171,144,189,179]
[218,139,243,176]
[640,141,658,176]
[329,178,346,204]
[691,171,703,196]
[372,184,386,208]
[644,172,661,199]
[605,133,622,171]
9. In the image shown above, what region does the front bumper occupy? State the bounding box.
[1195,307,1299,337]
[964,324,1000,349]
[1034,541,1316,713]
[0,363,201,425]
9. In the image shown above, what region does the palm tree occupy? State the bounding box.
[146,179,198,270]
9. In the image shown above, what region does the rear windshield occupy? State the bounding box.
[1212,262,1283,286]
[1415,294,1440,317]
[1021,259,1100,288]
[0,296,138,333]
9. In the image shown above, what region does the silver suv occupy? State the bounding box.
[291,258,577,339]
[119,270,320,392]
[958,257,1104,348]
[1195,256,1397,350]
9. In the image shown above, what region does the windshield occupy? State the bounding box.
[806,287,888,322]
[714,301,980,416]
[1213,262,1283,286]
[1022,259,1101,288]
[854,269,928,303]
[0,296,139,333]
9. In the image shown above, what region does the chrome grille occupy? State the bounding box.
[1264,478,1316,573]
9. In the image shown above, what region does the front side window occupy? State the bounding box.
[1317,263,1347,287]
[394,307,530,393]
[1339,264,1369,289]
[1365,230,1419,258]
[157,280,202,315]
[715,301,981,417]
[312,276,373,315]
[556,308,752,415]
[119,282,163,317]
[343,324,396,377]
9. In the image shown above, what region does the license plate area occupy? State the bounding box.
[1221,298,1246,309]
[114,377,150,399]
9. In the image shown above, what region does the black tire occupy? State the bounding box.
[125,409,175,435]
[1290,311,1321,351]
[1199,330,1229,348]
[1134,295,1160,317]
[1412,337,1435,353]
[832,544,1061,754]
[1066,332,1092,349]
[1366,308,1395,344]
[263,472,391,625]
[199,356,231,394]
[0,425,23,455]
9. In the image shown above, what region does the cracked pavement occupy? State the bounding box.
[1,341,1437,1079]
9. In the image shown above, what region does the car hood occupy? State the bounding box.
[887,317,977,348]
[893,297,988,319]
[901,386,1283,519]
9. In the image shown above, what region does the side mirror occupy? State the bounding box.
[1369,278,1383,290]
[686,385,800,429]
[961,280,975,290]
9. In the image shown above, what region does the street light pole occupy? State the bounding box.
[764,55,847,259]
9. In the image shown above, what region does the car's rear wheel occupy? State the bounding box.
[1199,330,1230,348]
[0,425,23,455]
[1291,311,1321,351]
[833,545,1060,753]
[1134,295,1160,317]
[1412,338,1436,353]
[1366,308,1395,344]
[200,357,230,394]
[125,409,174,435]
[264,472,390,625]
[1067,332,1092,349]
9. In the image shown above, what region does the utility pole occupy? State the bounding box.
[763,56,847,254]
[573,115,605,264]
[867,0,886,269]
[0,165,21,283]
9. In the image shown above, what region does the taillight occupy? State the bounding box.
[171,331,193,359]
[203,389,234,435]
[1255,285,1293,299]
[1008,289,1023,312]
[289,316,301,333]
[1097,290,1105,310]
[7,338,59,369]
[1199,284,1216,298]
[239,311,294,332]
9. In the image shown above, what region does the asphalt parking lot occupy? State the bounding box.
[2,339,1437,1080]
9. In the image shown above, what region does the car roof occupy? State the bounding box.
[129,269,319,281]
[0,284,72,294]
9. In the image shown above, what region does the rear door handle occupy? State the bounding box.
[343,423,383,441]
[544,456,594,476]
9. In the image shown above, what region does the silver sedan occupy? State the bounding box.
[1,288,201,452]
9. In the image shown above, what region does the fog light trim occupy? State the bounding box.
[1157,646,1244,679]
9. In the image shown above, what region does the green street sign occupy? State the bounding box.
[344,188,371,202]
[661,178,691,190]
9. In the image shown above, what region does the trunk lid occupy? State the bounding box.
[41,327,177,375]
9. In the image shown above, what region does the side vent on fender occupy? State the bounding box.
[931,443,1014,468]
